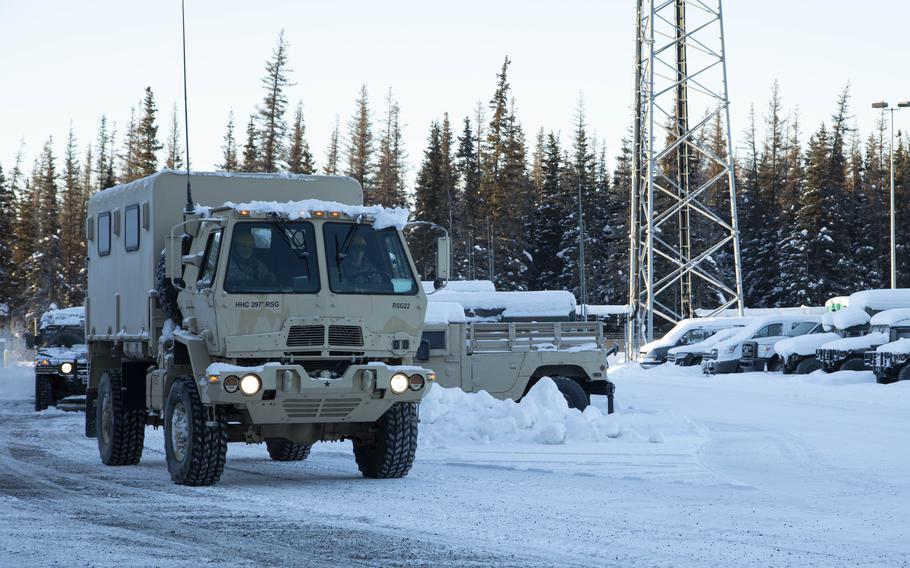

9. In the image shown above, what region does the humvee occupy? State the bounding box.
[25,306,88,411]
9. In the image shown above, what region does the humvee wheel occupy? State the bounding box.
[265,438,312,462]
[794,358,823,375]
[164,377,227,486]
[897,364,910,383]
[839,358,867,372]
[97,370,145,466]
[552,377,589,411]
[35,374,54,412]
[353,402,418,479]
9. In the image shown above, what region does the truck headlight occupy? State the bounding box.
[389,372,409,394]
[60,362,74,374]
[408,374,425,391]
[223,375,241,393]
[240,374,262,396]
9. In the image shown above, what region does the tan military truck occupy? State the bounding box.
[84,171,436,485]
[416,294,617,412]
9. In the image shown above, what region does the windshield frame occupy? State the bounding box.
[223,220,321,295]
[38,325,85,348]
[323,221,419,296]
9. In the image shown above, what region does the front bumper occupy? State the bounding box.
[702,358,739,375]
[870,351,907,379]
[738,356,773,373]
[200,363,433,424]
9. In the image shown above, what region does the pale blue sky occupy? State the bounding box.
[1,1,908,181]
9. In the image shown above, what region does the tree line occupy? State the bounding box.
[1,32,908,327]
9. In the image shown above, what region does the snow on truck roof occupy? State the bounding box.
[775,332,841,358]
[847,289,910,312]
[40,306,85,328]
[876,337,910,354]
[869,308,910,327]
[823,306,870,330]
[422,280,496,294]
[221,199,410,230]
[427,289,577,319]
[424,302,467,325]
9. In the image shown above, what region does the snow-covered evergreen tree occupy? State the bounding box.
[287,101,315,174]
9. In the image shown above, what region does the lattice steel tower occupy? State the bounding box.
[628,0,744,352]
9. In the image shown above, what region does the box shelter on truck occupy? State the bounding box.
[85,171,436,485]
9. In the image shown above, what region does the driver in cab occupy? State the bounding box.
[225,229,277,291]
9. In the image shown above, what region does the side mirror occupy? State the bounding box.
[415,339,430,362]
[435,235,450,286]
[608,343,620,357]
[165,235,183,279]
[24,333,35,349]
[182,252,203,267]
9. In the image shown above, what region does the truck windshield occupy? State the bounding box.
[224,221,320,294]
[39,325,85,348]
[324,222,418,295]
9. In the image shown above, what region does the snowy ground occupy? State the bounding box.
[1,360,909,567]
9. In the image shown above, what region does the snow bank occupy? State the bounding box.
[422,280,496,294]
[775,332,839,358]
[424,302,466,325]
[427,289,576,320]
[876,338,910,354]
[870,308,910,328]
[39,306,84,329]
[829,306,870,330]
[222,199,410,230]
[802,370,877,386]
[419,378,705,447]
[820,332,889,351]
[848,288,910,313]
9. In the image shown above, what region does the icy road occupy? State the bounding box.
[1,362,909,567]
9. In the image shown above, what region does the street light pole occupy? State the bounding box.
[871,100,910,289]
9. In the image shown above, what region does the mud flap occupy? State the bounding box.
[85,387,97,438]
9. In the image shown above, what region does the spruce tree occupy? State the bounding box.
[120,107,139,182]
[135,87,163,177]
[257,31,292,173]
[25,139,63,315]
[528,132,566,290]
[60,128,85,306]
[455,116,482,279]
[412,121,445,278]
[323,115,340,175]
[165,103,184,170]
[287,101,315,174]
[219,111,240,172]
[95,116,116,190]
[345,85,374,198]
[373,89,407,206]
[241,115,259,172]
[0,164,16,313]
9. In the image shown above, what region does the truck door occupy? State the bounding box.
[191,228,223,350]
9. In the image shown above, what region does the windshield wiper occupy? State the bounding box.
[336,223,360,263]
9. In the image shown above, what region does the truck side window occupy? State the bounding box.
[421,330,446,350]
[98,212,111,256]
[753,323,783,338]
[124,204,140,252]
[197,230,223,289]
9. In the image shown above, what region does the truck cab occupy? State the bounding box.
[26,306,87,411]
[866,309,910,383]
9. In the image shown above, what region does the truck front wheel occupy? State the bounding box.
[353,402,418,479]
[794,358,823,374]
[897,365,910,383]
[552,377,590,411]
[164,377,228,486]
[265,438,312,461]
[35,374,54,411]
[839,358,867,372]
[97,370,145,465]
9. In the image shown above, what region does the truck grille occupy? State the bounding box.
[282,398,360,419]
[77,361,89,386]
[864,351,877,368]
[287,325,325,347]
[328,325,363,347]
[742,343,754,358]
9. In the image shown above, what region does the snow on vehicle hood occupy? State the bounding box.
[869,308,910,328]
[876,337,910,354]
[820,332,889,351]
[427,289,576,320]
[668,328,740,355]
[424,301,467,324]
[36,345,87,362]
[39,306,85,328]
[847,289,910,313]
[639,317,750,353]
[223,199,410,230]
[775,332,840,358]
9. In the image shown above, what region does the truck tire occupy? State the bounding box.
[794,358,823,375]
[97,370,145,466]
[164,377,227,486]
[766,357,783,372]
[552,377,590,411]
[353,402,418,479]
[155,252,183,327]
[897,365,910,383]
[35,374,54,412]
[839,358,866,372]
[265,438,312,462]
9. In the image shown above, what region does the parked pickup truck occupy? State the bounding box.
[774,306,866,374]
[702,314,821,374]
[667,327,744,367]
[418,301,616,412]
[638,317,750,368]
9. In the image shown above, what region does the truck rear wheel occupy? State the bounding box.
[794,358,822,374]
[35,374,54,412]
[552,377,590,411]
[897,365,910,383]
[164,377,227,486]
[97,370,145,466]
[353,402,418,479]
[839,358,866,372]
[265,438,312,462]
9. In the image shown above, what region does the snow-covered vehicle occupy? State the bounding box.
[701,314,821,374]
[418,297,617,412]
[25,306,88,411]
[866,309,910,383]
[774,306,867,374]
[84,171,438,486]
[816,289,910,372]
[638,317,750,368]
[667,327,743,366]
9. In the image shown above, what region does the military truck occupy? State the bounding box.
[774,306,864,374]
[816,289,910,372]
[417,299,616,412]
[868,309,910,383]
[84,171,437,486]
[25,306,88,411]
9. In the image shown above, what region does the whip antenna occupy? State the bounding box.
[181,0,194,214]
